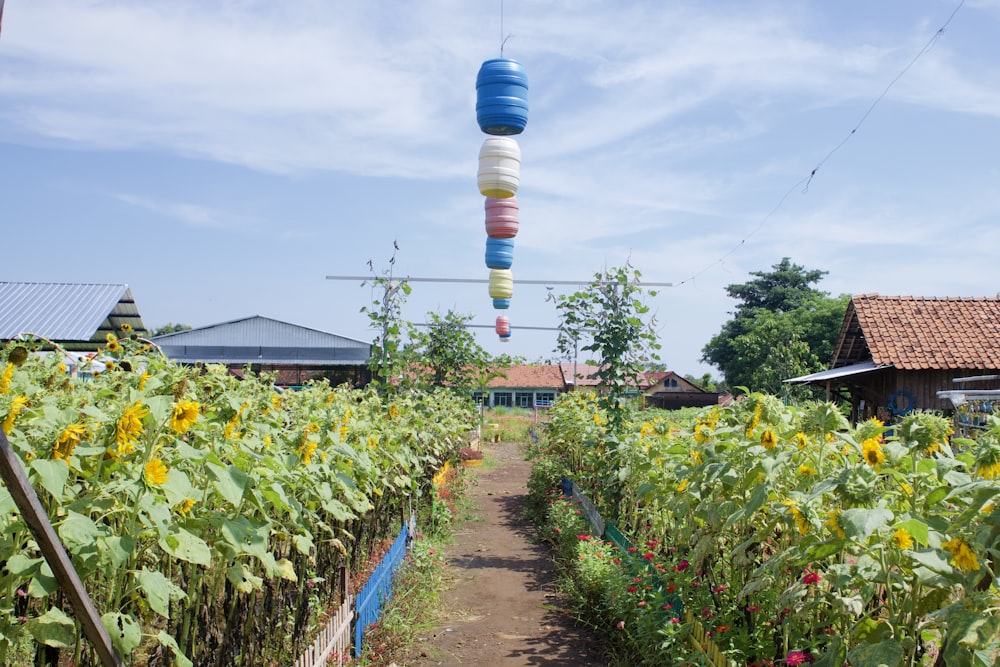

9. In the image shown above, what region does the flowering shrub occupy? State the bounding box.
[533,391,1000,667]
[0,336,475,665]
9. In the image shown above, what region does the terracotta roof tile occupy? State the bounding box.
[851,294,1000,370]
[487,364,565,389]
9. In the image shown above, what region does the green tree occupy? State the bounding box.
[701,257,848,396]
[553,263,661,433]
[151,323,192,337]
[404,310,490,395]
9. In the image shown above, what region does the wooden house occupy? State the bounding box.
[643,371,720,410]
[786,294,1000,422]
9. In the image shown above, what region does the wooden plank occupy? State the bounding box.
[0,430,124,667]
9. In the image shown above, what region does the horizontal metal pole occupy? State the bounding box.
[326,275,672,287]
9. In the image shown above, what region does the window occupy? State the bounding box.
[515,392,534,408]
[492,392,513,407]
[535,392,556,406]
[473,392,486,406]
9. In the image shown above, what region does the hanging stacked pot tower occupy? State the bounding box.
[476,56,527,342]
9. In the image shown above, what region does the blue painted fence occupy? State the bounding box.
[354,521,411,657]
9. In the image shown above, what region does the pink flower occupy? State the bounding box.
[747,604,760,613]
[670,617,680,623]
[577,534,592,541]
[786,651,807,666]
[712,584,728,593]
[675,559,690,571]
[637,601,647,607]
[616,620,625,630]
[802,570,821,585]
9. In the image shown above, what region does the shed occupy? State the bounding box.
[151,315,372,387]
[0,281,148,350]
[644,371,720,410]
[786,294,1000,422]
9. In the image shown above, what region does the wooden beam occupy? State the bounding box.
[0,430,124,667]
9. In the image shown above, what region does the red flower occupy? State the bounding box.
[578,534,592,541]
[643,552,655,561]
[627,587,638,593]
[627,546,637,553]
[666,583,676,593]
[747,604,760,612]
[716,625,729,633]
[802,570,821,585]
[670,617,680,623]
[786,651,807,666]
[712,584,728,593]
[675,559,690,571]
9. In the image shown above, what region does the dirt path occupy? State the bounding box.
[407,440,605,667]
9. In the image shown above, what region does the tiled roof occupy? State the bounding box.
[558,363,657,389]
[848,294,1000,370]
[487,364,565,389]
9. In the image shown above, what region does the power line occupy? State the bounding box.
[675,0,965,287]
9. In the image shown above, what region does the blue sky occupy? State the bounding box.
[3,1,1000,376]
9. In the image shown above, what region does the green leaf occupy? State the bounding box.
[5,553,44,576]
[908,549,954,575]
[135,569,186,618]
[30,458,69,502]
[292,533,314,556]
[101,611,142,655]
[206,462,249,507]
[27,607,76,648]
[98,535,136,568]
[58,510,101,554]
[159,527,212,566]
[841,507,893,542]
[847,639,903,667]
[160,468,194,506]
[813,635,846,667]
[156,631,194,667]
[946,606,1000,649]
[893,518,929,547]
[924,485,950,510]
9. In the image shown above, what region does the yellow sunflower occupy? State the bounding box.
[760,429,778,451]
[0,363,13,394]
[942,538,979,572]
[892,528,914,550]
[144,458,169,486]
[53,423,87,462]
[862,438,886,467]
[113,402,148,456]
[170,400,200,434]
[2,395,28,435]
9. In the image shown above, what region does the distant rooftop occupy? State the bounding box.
[0,281,147,344]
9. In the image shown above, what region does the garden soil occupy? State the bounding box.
[405,439,606,667]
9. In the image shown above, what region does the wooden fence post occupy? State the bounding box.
[0,430,124,667]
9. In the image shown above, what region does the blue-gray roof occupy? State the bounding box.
[0,282,146,342]
[151,316,371,366]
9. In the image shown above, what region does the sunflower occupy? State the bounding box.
[892,528,914,550]
[53,423,87,462]
[825,510,846,538]
[299,440,317,465]
[942,538,979,572]
[2,395,28,434]
[113,402,148,456]
[175,498,196,515]
[782,498,811,536]
[143,458,169,486]
[0,363,13,394]
[798,464,816,477]
[119,323,133,333]
[694,423,711,444]
[760,429,778,451]
[862,438,886,467]
[794,432,808,450]
[170,400,200,434]
[972,440,1000,480]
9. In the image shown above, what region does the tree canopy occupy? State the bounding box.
[701,258,848,397]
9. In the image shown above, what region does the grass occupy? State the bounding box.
[353,464,478,666]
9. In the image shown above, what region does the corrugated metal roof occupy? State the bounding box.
[0,282,146,342]
[152,316,371,366]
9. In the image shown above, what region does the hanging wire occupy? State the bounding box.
[675,0,966,287]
